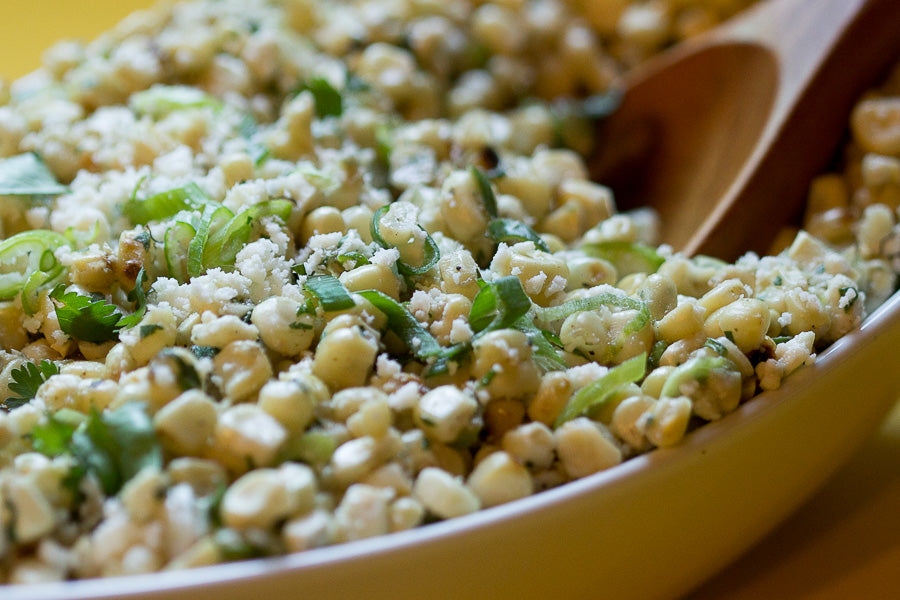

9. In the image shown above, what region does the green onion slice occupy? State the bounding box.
[535,292,650,336]
[555,352,647,427]
[124,183,212,225]
[515,317,567,372]
[582,241,665,277]
[0,153,68,196]
[660,356,734,399]
[304,274,355,312]
[470,165,498,218]
[118,269,149,329]
[203,199,293,272]
[370,205,440,276]
[187,205,232,278]
[164,221,195,282]
[0,229,70,303]
[357,290,443,360]
[487,218,550,253]
[703,338,729,357]
[130,85,223,119]
[468,276,532,334]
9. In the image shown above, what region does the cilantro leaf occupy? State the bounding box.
[5,360,59,409]
[32,403,162,496]
[297,77,343,117]
[0,153,69,196]
[50,287,124,343]
[30,413,79,456]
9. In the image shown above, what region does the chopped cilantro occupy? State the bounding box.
[190,345,220,359]
[50,286,124,343]
[297,76,343,118]
[140,324,163,338]
[32,403,162,496]
[5,360,59,409]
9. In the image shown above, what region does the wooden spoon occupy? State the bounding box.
[589,0,900,261]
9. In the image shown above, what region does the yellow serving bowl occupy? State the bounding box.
[2,3,899,600]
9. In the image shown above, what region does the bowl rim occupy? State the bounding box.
[7,289,900,600]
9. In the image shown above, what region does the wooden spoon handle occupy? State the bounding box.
[715,0,889,107]
[689,0,900,258]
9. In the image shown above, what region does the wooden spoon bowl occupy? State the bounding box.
[590,0,900,260]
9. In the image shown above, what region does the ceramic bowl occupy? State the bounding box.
[3,2,900,599]
[7,294,899,600]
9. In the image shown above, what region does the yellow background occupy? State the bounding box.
[1,0,154,80]
[0,1,897,598]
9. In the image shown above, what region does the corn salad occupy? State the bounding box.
[0,0,897,583]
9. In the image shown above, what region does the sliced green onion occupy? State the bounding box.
[425,343,472,377]
[187,205,232,278]
[304,274,355,312]
[296,164,340,193]
[660,356,734,399]
[63,221,102,249]
[370,205,440,276]
[487,218,550,252]
[555,352,647,427]
[238,113,270,165]
[0,230,69,303]
[203,199,293,272]
[375,123,394,163]
[124,183,212,225]
[468,276,532,334]
[297,77,343,118]
[164,221,195,282]
[0,153,68,196]
[582,241,665,277]
[515,318,567,372]
[130,85,223,119]
[535,292,650,337]
[118,269,149,329]
[470,165,498,218]
[338,252,370,269]
[357,290,442,360]
[704,338,729,357]
[648,340,668,369]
